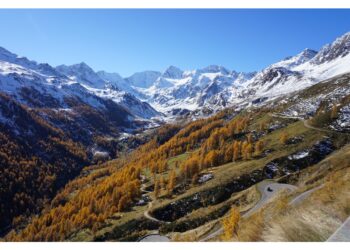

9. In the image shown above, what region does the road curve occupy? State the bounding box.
[143,203,162,223]
[200,113,343,242]
[145,113,329,242]
[140,176,161,222]
[289,184,324,206]
[139,175,170,242]
[243,181,297,218]
[199,180,297,242]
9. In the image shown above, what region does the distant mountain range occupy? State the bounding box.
[0,31,350,129]
[118,32,349,115]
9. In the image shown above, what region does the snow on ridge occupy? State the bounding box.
[271,48,317,70]
[125,70,161,88]
[126,32,350,115]
[1,31,350,119]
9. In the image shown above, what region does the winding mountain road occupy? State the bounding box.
[199,180,297,242]
[139,175,170,242]
[140,178,161,223]
[143,200,162,223]
[199,182,333,241]
[270,113,350,241]
[138,113,345,242]
[289,184,324,206]
[243,181,297,217]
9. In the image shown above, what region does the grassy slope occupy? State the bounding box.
[81,111,332,241]
[259,145,350,241]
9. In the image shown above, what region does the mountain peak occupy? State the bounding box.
[334,31,350,44]
[271,48,317,70]
[311,31,350,65]
[73,62,94,71]
[0,47,22,66]
[56,62,107,88]
[163,65,183,79]
[200,65,230,74]
[57,62,96,74]
[56,62,96,74]
[97,70,132,92]
[97,70,123,79]
[126,70,161,88]
[0,46,17,59]
[299,48,318,58]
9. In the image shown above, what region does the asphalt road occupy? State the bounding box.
[199,113,345,242]
[243,181,297,218]
[139,176,170,242]
[289,184,324,206]
[199,180,297,241]
[139,168,327,242]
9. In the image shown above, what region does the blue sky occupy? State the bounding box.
[0,9,349,76]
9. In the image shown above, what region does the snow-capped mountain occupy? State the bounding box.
[1,31,350,124]
[96,70,129,90]
[243,31,350,100]
[56,62,107,89]
[127,65,256,114]
[55,63,160,119]
[270,49,317,70]
[107,32,348,116]
[216,39,347,109]
[153,31,350,114]
[0,46,163,148]
[0,45,160,120]
[311,32,350,65]
[126,71,161,88]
